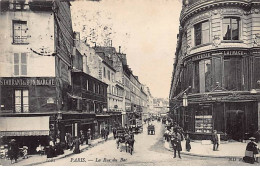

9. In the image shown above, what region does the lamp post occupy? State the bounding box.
[182,93,188,128]
[56,111,62,142]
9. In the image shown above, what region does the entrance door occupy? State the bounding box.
[226,110,244,141]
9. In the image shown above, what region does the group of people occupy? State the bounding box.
[116,128,135,154]
[46,137,64,158]
[101,127,110,141]
[164,125,189,159]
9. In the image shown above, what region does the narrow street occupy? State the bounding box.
[39,122,257,166]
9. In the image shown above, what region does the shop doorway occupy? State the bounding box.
[226,110,245,141]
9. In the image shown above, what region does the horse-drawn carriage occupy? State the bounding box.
[147,124,155,135]
[116,129,134,155]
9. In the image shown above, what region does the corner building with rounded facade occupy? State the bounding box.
[169,0,260,141]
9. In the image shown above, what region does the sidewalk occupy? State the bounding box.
[0,134,113,166]
[164,139,260,158]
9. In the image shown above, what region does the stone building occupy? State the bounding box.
[0,0,76,153]
[169,0,260,140]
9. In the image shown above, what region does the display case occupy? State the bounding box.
[195,115,212,133]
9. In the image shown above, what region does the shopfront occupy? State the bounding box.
[178,92,259,141]
[0,116,50,154]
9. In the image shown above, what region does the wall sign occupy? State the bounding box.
[187,50,248,62]
[0,77,56,86]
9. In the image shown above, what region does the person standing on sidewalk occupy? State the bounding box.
[113,127,117,139]
[73,136,80,154]
[185,134,191,152]
[171,128,182,159]
[243,137,259,164]
[8,139,19,164]
[212,130,219,151]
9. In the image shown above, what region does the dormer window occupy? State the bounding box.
[223,17,240,40]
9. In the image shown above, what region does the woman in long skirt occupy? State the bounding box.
[185,134,191,152]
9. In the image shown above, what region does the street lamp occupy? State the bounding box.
[183,93,188,107]
[103,108,107,114]
[182,93,188,129]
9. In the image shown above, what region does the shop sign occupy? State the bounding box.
[189,50,247,62]
[223,50,245,56]
[0,77,55,86]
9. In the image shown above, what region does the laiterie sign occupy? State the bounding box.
[0,77,55,86]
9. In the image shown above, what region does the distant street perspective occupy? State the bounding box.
[1,0,260,166]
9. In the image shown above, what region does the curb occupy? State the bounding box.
[164,143,242,159]
[26,136,114,166]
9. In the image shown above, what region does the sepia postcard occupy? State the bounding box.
[0,0,260,166]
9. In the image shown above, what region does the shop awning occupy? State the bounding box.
[0,116,49,136]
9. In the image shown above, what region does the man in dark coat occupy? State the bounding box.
[112,127,117,139]
[185,134,191,152]
[73,136,80,154]
[212,130,219,151]
[171,129,182,159]
[101,127,105,139]
[8,139,19,164]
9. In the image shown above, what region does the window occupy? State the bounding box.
[14,53,27,76]
[86,79,89,91]
[93,83,95,93]
[224,57,242,90]
[254,57,260,89]
[112,73,115,82]
[107,70,110,80]
[194,21,210,46]
[199,59,212,92]
[15,89,29,113]
[103,67,106,78]
[223,17,240,40]
[13,0,25,10]
[195,106,212,133]
[13,20,28,44]
[108,85,111,94]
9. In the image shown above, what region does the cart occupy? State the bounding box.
[147,125,155,135]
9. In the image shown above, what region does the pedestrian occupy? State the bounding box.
[87,128,92,145]
[113,127,117,139]
[171,128,182,159]
[185,134,191,152]
[212,130,219,151]
[164,128,170,141]
[47,138,55,158]
[73,136,80,154]
[101,127,105,139]
[8,139,19,164]
[243,137,259,164]
[105,127,109,141]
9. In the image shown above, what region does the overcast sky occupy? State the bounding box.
[71,0,182,99]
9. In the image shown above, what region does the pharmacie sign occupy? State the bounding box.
[0,77,55,86]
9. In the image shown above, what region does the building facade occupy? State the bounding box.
[0,0,75,153]
[169,0,260,140]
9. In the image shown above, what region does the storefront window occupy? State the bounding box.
[194,59,212,93]
[195,105,212,133]
[224,57,242,91]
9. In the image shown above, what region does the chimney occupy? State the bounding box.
[111,40,113,47]
[119,46,121,53]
